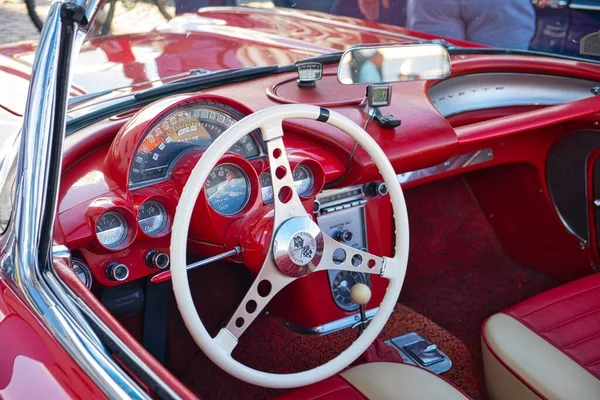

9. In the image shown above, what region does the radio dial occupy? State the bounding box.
[336,230,354,244]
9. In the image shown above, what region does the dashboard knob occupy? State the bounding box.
[336,230,354,243]
[365,182,388,198]
[106,262,129,282]
[146,250,170,269]
[313,199,321,214]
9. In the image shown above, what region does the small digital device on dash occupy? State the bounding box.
[296,62,323,88]
[366,84,392,108]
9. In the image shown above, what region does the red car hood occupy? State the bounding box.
[0,6,479,116]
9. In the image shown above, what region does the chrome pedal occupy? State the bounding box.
[384,332,452,374]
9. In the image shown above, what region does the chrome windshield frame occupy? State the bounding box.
[0,1,173,398]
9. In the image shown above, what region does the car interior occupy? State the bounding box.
[47,15,600,399]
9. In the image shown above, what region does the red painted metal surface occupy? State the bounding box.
[55,50,600,318]
[52,260,199,399]
[0,274,106,399]
[5,6,600,390]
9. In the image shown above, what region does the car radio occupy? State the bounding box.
[315,185,370,311]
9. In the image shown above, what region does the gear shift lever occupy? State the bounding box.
[350,283,371,335]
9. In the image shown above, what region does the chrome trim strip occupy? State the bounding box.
[428,73,599,117]
[570,4,600,10]
[397,149,494,184]
[46,267,183,400]
[4,2,152,398]
[286,307,379,335]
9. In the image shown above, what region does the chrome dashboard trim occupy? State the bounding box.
[397,149,494,184]
[428,73,599,117]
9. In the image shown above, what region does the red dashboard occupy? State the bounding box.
[55,54,600,330]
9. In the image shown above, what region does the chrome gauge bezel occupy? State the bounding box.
[259,171,274,204]
[71,258,93,289]
[137,200,168,236]
[205,163,251,216]
[128,102,267,190]
[293,164,315,196]
[95,211,128,249]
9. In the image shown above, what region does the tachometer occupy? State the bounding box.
[96,211,128,249]
[130,104,261,187]
[205,164,250,216]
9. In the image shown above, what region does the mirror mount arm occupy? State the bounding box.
[359,84,401,129]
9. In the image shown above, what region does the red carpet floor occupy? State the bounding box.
[169,303,479,399]
[399,176,560,396]
[122,175,560,399]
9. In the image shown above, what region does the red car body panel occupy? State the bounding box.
[2,5,600,400]
[0,275,106,399]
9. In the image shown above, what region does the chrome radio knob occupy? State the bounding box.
[106,262,129,282]
[336,230,354,243]
[146,249,170,269]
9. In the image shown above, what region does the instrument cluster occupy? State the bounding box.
[72,95,326,287]
[129,102,262,188]
[88,194,174,253]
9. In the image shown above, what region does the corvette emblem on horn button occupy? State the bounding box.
[289,232,317,265]
[272,217,324,277]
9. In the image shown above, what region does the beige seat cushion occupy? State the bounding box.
[483,313,600,400]
[341,362,470,400]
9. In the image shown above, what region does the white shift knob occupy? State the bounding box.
[350,283,371,306]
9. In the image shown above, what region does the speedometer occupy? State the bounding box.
[205,164,250,216]
[130,104,261,187]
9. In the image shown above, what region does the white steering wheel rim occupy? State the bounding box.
[170,104,409,389]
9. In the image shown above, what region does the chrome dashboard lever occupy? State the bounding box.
[151,246,241,283]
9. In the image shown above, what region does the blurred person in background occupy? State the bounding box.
[350,0,535,49]
[332,0,407,26]
[406,0,536,49]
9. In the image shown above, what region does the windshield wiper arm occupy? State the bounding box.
[135,65,295,101]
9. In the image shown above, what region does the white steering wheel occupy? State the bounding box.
[170,104,409,389]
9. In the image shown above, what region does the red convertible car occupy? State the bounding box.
[1,2,600,399]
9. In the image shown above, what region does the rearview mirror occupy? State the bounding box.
[337,44,451,85]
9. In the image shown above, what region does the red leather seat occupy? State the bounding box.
[278,362,470,400]
[482,273,600,399]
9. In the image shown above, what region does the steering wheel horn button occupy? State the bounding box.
[273,217,323,277]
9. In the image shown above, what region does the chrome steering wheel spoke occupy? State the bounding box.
[218,257,295,352]
[316,232,395,279]
[262,121,309,226]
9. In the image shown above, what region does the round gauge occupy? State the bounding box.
[332,270,368,311]
[259,172,274,203]
[71,258,92,289]
[130,104,261,187]
[96,211,128,249]
[293,165,314,196]
[205,164,250,216]
[138,201,167,236]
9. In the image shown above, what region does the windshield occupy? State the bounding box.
[8,0,600,96]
